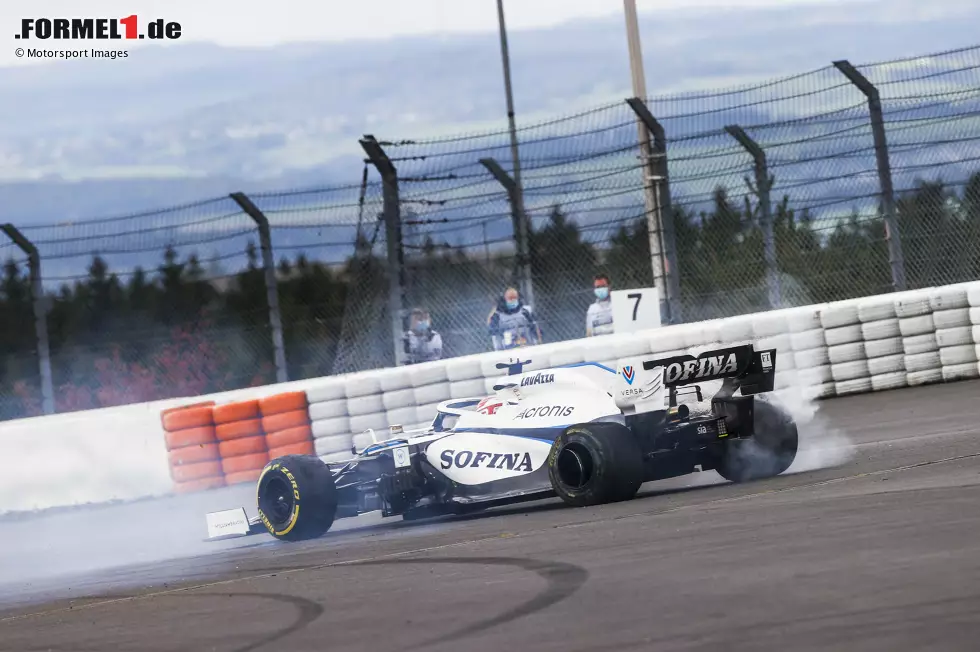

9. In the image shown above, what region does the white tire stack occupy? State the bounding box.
[895,290,942,387]
[821,300,870,396]
[408,359,458,430]
[306,378,354,463]
[970,282,980,377]
[446,353,486,399]
[788,305,828,397]
[683,320,720,355]
[345,370,388,441]
[613,332,655,361]
[716,314,754,347]
[857,294,906,392]
[931,285,978,382]
[648,323,691,356]
[546,341,586,368]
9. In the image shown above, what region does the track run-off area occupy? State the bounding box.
[1,380,979,651]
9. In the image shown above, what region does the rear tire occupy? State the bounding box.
[716,399,798,483]
[256,455,338,541]
[548,422,645,507]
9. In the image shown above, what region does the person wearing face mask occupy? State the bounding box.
[403,308,443,364]
[586,274,614,337]
[487,286,542,351]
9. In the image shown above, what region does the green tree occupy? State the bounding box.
[528,204,598,341]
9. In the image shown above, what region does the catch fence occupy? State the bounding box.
[2,44,979,420]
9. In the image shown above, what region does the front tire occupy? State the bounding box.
[716,399,798,483]
[548,422,645,507]
[256,455,338,541]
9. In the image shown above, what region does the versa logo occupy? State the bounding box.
[622,366,635,385]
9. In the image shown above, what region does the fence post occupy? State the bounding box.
[229,192,289,383]
[833,59,907,292]
[360,135,408,367]
[625,98,682,323]
[723,126,782,310]
[621,97,668,325]
[1,224,54,415]
[479,157,536,308]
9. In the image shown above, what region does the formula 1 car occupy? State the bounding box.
[206,344,798,542]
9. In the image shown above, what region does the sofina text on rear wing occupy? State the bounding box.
[643,344,776,395]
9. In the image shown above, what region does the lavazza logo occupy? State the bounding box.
[663,353,739,384]
[439,449,533,472]
[520,372,554,387]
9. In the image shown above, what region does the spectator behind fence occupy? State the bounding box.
[586,273,614,337]
[403,308,443,364]
[487,286,541,351]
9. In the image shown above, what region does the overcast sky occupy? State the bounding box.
[2,0,881,67]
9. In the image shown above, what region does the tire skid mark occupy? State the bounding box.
[3,451,977,629]
[4,592,323,652]
[354,556,588,648]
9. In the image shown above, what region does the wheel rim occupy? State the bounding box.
[260,476,294,526]
[555,443,594,489]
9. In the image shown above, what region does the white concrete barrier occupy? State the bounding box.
[3,280,980,514]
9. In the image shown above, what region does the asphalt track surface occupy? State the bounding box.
[2,380,980,651]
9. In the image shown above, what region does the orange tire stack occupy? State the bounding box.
[161,401,226,493]
[260,391,315,460]
[214,399,269,485]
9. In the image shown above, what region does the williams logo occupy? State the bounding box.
[520,373,554,387]
[621,366,635,385]
[439,450,533,472]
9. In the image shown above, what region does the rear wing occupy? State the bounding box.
[642,344,776,395]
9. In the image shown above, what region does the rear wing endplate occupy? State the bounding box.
[642,344,776,395]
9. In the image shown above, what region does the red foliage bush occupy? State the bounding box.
[9,321,267,414]
[11,380,42,417]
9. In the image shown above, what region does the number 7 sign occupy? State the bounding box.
[611,287,661,333]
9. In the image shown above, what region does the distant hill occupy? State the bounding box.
[1,0,977,228]
[1,0,978,296]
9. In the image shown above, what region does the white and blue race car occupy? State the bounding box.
[211,344,798,542]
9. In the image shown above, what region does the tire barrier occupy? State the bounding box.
[971,285,980,378]
[160,401,226,493]
[260,391,314,463]
[791,304,831,399]
[857,295,906,394]
[896,290,942,387]
[112,279,980,501]
[212,398,266,484]
[307,378,355,464]
[931,286,979,383]
[819,299,863,396]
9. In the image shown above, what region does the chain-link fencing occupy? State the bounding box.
[1,45,979,420]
